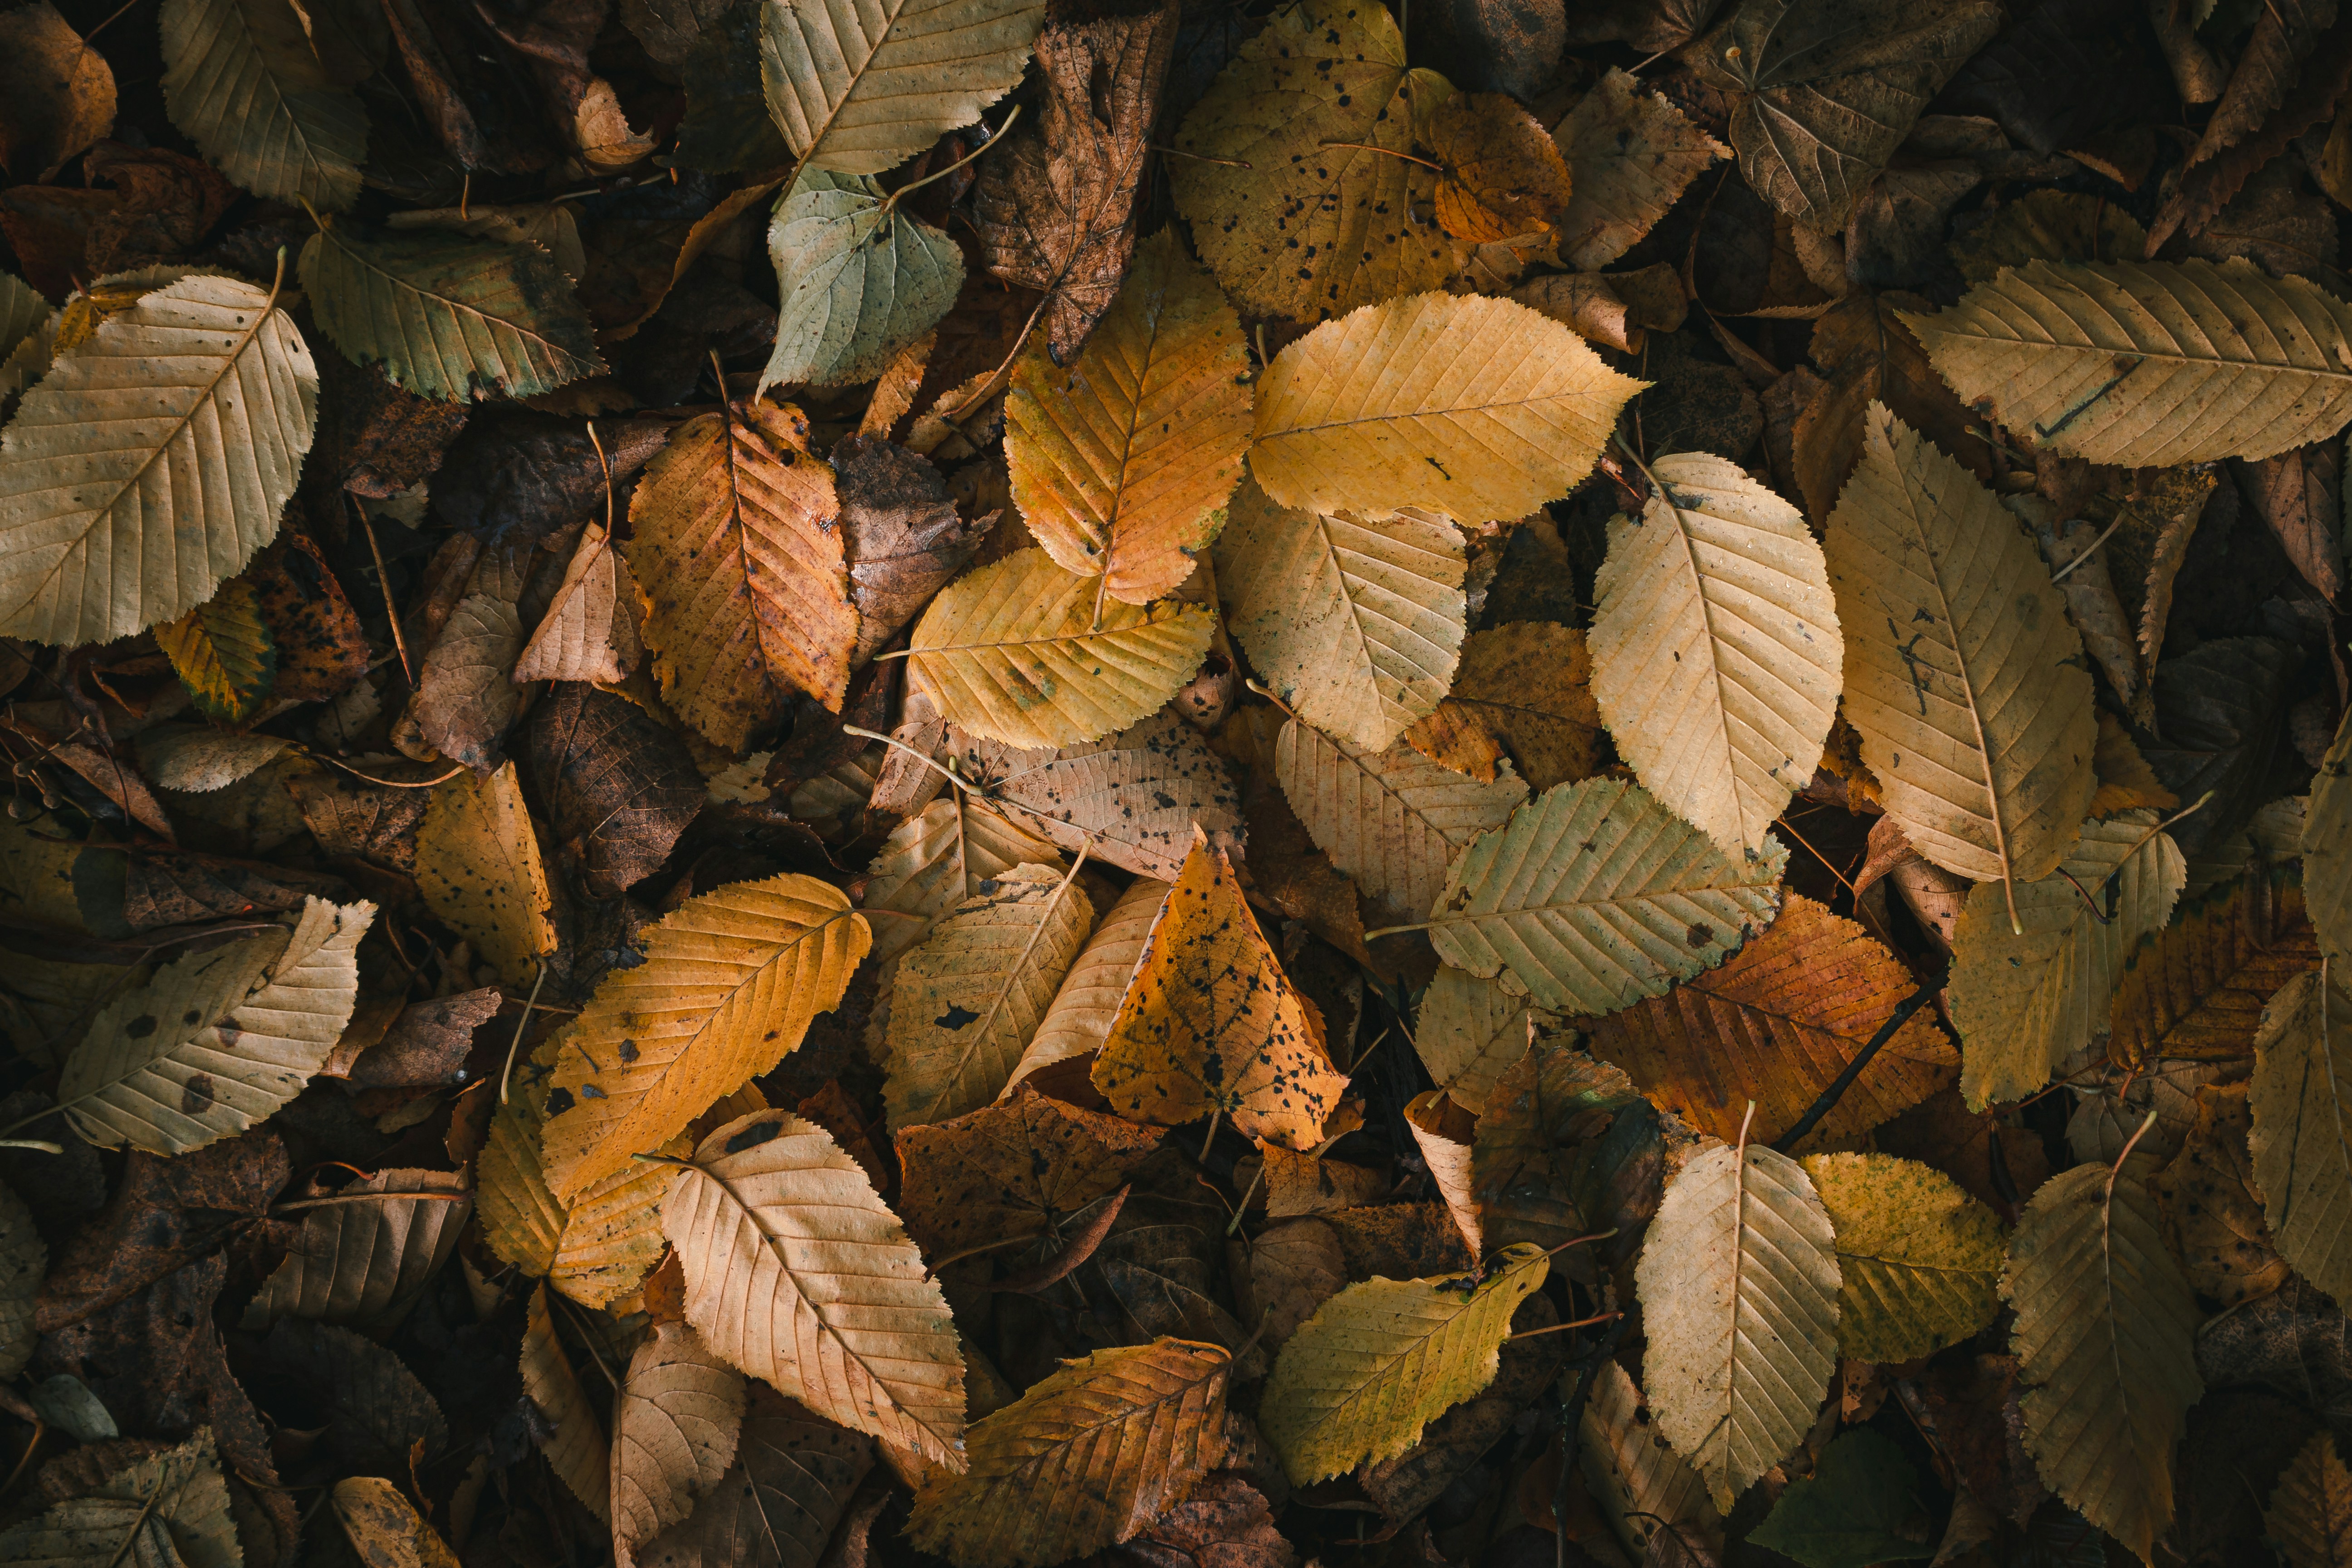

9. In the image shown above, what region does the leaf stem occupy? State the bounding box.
[1150,144,1251,169]
[881,104,1023,216]
[499,963,550,1106]
[1508,1310,1623,1342]
[1318,139,1441,170]
[2046,507,2129,584]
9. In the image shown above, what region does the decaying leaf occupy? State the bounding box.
[245,1166,471,1328]
[1637,1137,1841,1511]
[663,1110,967,1467]
[1260,1241,1549,1485]
[542,874,870,1199]
[1004,229,1251,605]
[2109,863,2320,1065]
[893,1086,1162,1263]
[1411,776,1787,1017]
[885,862,1093,1130]
[1552,70,1727,271]
[160,0,366,210]
[2004,1156,2203,1559]
[1168,0,1451,320]
[862,791,1068,964]
[1826,404,2097,912]
[416,762,555,987]
[613,1320,746,1556]
[1425,92,1572,245]
[971,708,1243,882]
[1948,814,2186,1108]
[1804,1152,2005,1362]
[1092,833,1349,1150]
[637,1385,876,1568]
[1215,480,1468,754]
[1902,260,2352,466]
[624,397,858,750]
[1588,893,1953,1147]
[1592,451,1840,859]
[332,1475,461,1568]
[522,1283,609,1519]
[0,1428,241,1568]
[906,1339,1230,1568]
[0,271,318,647]
[1403,621,1600,791]
[2249,971,2352,1309]
[0,1176,43,1379]
[58,896,372,1154]
[2155,1082,2286,1309]
[2267,1431,2352,1568]
[1413,966,1544,1117]
[513,520,643,684]
[1010,876,1166,1093]
[1250,292,1642,527]
[2308,706,2352,970]
[906,547,1214,750]
[1578,1359,1725,1563]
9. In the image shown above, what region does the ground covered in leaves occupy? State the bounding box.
[0,1,2349,1567]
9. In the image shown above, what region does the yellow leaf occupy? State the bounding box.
[1412,965,1546,1117]
[1825,403,2097,908]
[968,707,1243,882]
[906,548,1214,749]
[1637,1140,1841,1511]
[1403,621,1601,790]
[1259,1241,1549,1484]
[514,519,643,684]
[906,1339,1230,1568]
[1590,452,1840,858]
[1005,230,1252,605]
[1250,292,1642,526]
[1167,0,1452,320]
[541,873,869,1199]
[416,762,555,987]
[623,398,857,750]
[153,578,277,725]
[521,1284,608,1521]
[663,1110,967,1467]
[1215,479,1467,752]
[332,1476,461,1568]
[884,862,1094,1130]
[1425,92,1572,244]
[1901,259,2352,466]
[862,792,1067,964]
[1802,1152,2005,1362]
[1008,876,1167,1094]
[1092,833,1349,1150]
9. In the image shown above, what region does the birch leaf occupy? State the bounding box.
[1949,814,2185,1109]
[415,762,555,988]
[892,1086,1164,1263]
[1412,777,1787,1017]
[0,1429,241,1568]
[1214,480,1467,753]
[1404,621,1602,791]
[1010,876,1167,1093]
[972,707,1244,882]
[244,1166,471,1328]
[1592,451,1841,859]
[1578,1360,1724,1563]
[300,226,603,404]
[1259,1241,1549,1485]
[1825,403,2097,906]
[758,170,964,392]
[1636,1139,1841,1511]
[1553,70,1727,271]
[332,1476,461,1568]
[522,1284,608,1521]
[0,272,318,647]
[58,896,373,1154]
[1167,0,1452,320]
[1802,1152,2006,1362]
[759,0,1046,176]
[637,1388,876,1568]
[1900,259,2352,466]
[153,578,277,726]
[2004,1157,2203,1559]
[1092,833,1349,1151]
[1276,718,1526,926]
[1413,965,1545,1118]
[160,0,367,209]
[2268,1432,2352,1568]
[905,548,1213,750]
[906,1339,1231,1568]
[2249,971,2352,1308]
[663,1111,967,1467]
[542,873,870,1200]
[623,398,858,750]
[885,862,1094,1131]
[1005,229,1251,604]
[1250,293,1642,526]
[2109,863,2320,1066]
[613,1321,746,1556]
[861,793,1067,964]
[512,520,643,684]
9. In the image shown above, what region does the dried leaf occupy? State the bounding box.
[0,1429,240,1568]
[2308,705,2352,971]
[245,1166,470,1328]
[624,398,857,750]
[638,1386,876,1568]
[758,0,1046,175]
[614,1320,746,1555]
[862,792,1068,964]
[412,588,520,769]
[1250,292,1642,527]
[521,1283,608,1520]
[1241,1219,1348,1355]
[1589,894,1953,1147]
[906,1339,1230,1568]
[1949,814,2186,1108]
[885,862,1093,1130]
[1592,451,1840,858]
[301,226,602,404]
[893,1086,1163,1262]
[2155,1083,2285,1309]
[416,762,555,987]
[663,1111,967,1466]
[542,874,870,1199]
[160,0,363,209]
[1414,776,1787,1017]
[0,1176,42,1379]
[974,707,1244,882]
[1425,93,1572,245]
[1826,404,2097,903]
[2267,1431,2352,1568]
[1402,621,1601,791]
[332,1475,461,1568]
[59,896,372,1154]
[2250,971,2352,1310]
[1412,965,1543,1117]
[1553,69,1727,270]
[1803,1152,2005,1362]
[1009,876,1166,1093]
[2004,1157,2203,1558]
[1637,1139,1841,1511]
[1901,260,2352,466]
[906,547,1214,750]
[514,521,644,684]
[1092,833,1348,1150]
[1259,1241,1549,1484]
[153,579,277,726]
[1004,229,1251,605]
[1578,1359,1724,1562]
[1168,0,1452,320]
[836,436,984,667]
[0,272,317,647]
[2109,864,2320,1065]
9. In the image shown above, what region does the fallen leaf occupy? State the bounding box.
[970,706,1245,882]
[1425,92,1572,245]
[1551,69,1727,272]
[861,790,1068,963]
[1402,621,1601,790]
[153,579,277,727]
[1948,188,2148,283]
[1412,965,1544,1117]
[331,1474,461,1568]
[1748,1428,1935,1568]
[638,1384,876,1568]
[0,1177,42,1378]
[0,1428,242,1568]
[525,683,707,898]
[1578,1359,1724,1562]
[1092,833,1349,1150]
[244,1166,470,1329]
[758,0,1047,175]
[520,1283,608,1520]
[2155,1082,2286,1309]
[513,520,644,684]
[0,4,113,182]
[2249,971,2352,1310]
[613,1320,746,1558]
[2305,698,2352,972]
[2109,863,2319,1066]
[1238,1218,1348,1355]
[1009,876,1167,1094]
[2265,1431,2352,1568]
[835,436,985,668]
[757,170,964,391]
[416,762,556,987]
[160,0,363,209]
[892,1085,1163,1263]
[1804,1151,2005,1361]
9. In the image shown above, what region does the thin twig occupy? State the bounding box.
[1508,1310,1624,1342]
[2047,507,2129,584]
[499,964,551,1105]
[315,756,468,789]
[271,1191,471,1215]
[1775,812,1858,896]
[1770,989,1933,1153]
[348,493,413,688]
[1319,139,1441,170]
[881,104,1021,216]
[1152,144,1250,168]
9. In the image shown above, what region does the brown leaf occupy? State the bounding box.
[330,988,500,1088]
[1402,622,1600,790]
[1550,69,1726,270]
[1106,1472,1294,1568]
[638,1384,876,1568]
[265,1317,448,1476]
[1320,1203,1475,1279]
[0,3,115,181]
[242,1167,472,1330]
[1235,1219,1346,1354]
[836,436,989,668]
[971,5,1177,363]
[2112,864,2321,1064]
[2236,442,2347,605]
[1790,291,1991,528]
[2155,1081,2288,1308]
[893,1085,1165,1263]
[526,684,706,898]
[967,706,1245,881]
[35,1135,287,1336]
[248,532,372,705]
[1426,93,1573,245]
[308,351,470,500]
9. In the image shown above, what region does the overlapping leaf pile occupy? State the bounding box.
[0,0,2347,1565]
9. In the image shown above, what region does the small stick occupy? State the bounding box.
[1200,1107,1223,1164]
[1770,990,1933,1153]
[348,493,414,689]
[2047,508,2129,584]
[1319,139,1441,170]
[1152,144,1250,168]
[2108,1108,2161,1201]
[499,964,551,1105]
[1508,1310,1623,1343]
[317,757,467,789]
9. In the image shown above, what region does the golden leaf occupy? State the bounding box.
[153,578,277,725]
[1551,70,1726,271]
[1008,876,1167,1094]
[893,1084,1164,1262]
[1424,92,1572,245]
[1803,1152,2005,1362]
[521,1283,608,1521]
[613,1320,745,1555]
[415,762,555,988]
